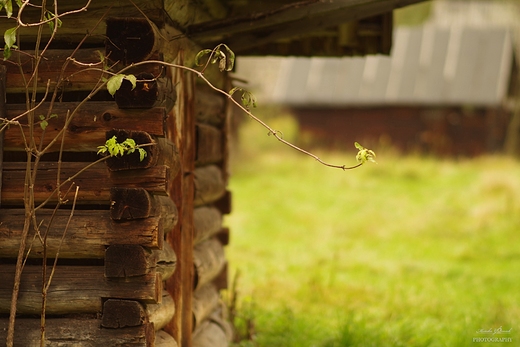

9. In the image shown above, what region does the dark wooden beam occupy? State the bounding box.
[188,0,425,53]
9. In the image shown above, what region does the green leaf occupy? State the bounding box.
[107,74,125,96]
[124,74,137,90]
[195,49,213,66]
[4,27,17,49]
[354,142,376,164]
[40,120,48,130]
[2,0,13,18]
[138,148,147,162]
[222,44,235,71]
[2,45,10,60]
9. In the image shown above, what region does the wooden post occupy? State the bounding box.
[0,65,5,208]
[164,53,196,347]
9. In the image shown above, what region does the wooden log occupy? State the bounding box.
[193,238,226,290]
[102,299,147,328]
[156,330,179,347]
[1,162,170,206]
[105,130,179,173]
[195,84,226,126]
[4,102,167,152]
[0,209,163,259]
[212,261,228,291]
[0,265,161,314]
[195,123,223,166]
[105,243,176,279]
[146,291,176,332]
[105,245,155,278]
[192,320,229,347]
[106,18,161,65]
[110,187,178,231]
[2,46,164,94]
[156,242,178,281]
[194,165,226,206]
[0,317,155,347]
[111,187,152,220]
[193,206,222,244]
[115,72,176,111]
[192,283,220,332]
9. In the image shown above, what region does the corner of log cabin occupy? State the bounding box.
[0,0,417,345]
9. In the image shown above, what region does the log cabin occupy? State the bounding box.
[0,1,426,346]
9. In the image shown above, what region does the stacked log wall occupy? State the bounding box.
[0,6,231,347]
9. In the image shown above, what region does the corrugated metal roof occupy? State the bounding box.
[235,25,513,106]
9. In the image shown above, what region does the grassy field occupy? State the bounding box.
[224,112,520,347]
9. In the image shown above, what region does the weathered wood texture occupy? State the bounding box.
[0,65,5,208]
[0,209,164,258]
[192,319,230,347]
[0,265,161,314]
[193,206,223,244]
[195,85,226,126]
[193,237,226,291]
[192,283,220,331]
[146,291,177,331]
[196,123,223,166]
[4,102,166,152]
[1,162,171,206]
[110,187,177,225]
[164,54,197,347]
[194,165,226,206]
[105,243,176,279]
[102,299,147,328]
[156,330,179,347]
[0,317,155,347]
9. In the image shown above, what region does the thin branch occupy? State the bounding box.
[116,60,363,170]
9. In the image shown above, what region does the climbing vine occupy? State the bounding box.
[0,2,375,347]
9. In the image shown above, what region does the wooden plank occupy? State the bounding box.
[0,265,161,314]
[193,238,226,291]
[194,165,226,206]
[193,206,222,245]
[4,102,166,152]
[1,162,170,206]
[0,317,155,347]
[0,209,163,259]
[195,124,223,166]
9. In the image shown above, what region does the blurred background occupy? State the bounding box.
[224,1,520,346]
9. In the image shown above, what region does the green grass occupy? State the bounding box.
[224,112,520,347]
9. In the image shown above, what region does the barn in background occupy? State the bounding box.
[0,1,426,346]
[235,1,518,157]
